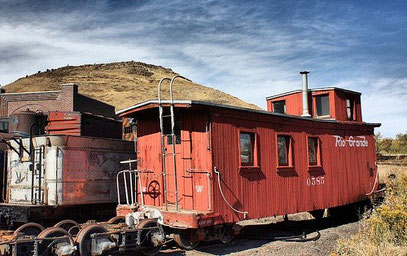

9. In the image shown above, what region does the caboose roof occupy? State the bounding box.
[116,99,380,127]
[265,87,361,100]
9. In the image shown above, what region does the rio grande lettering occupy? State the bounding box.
[334,135,368,147]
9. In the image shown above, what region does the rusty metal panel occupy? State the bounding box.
[46,111,122,139]
[9,111,46,137]
[6,135,136,206]
[46,112,82,136]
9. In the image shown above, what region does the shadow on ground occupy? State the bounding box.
[159,216,359,255]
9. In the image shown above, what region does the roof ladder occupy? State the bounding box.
[31,145,45,205]
[157,75,187,211]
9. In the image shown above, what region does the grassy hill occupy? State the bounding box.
[3,61,260,111]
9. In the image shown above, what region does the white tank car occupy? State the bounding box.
[0,135,136,227]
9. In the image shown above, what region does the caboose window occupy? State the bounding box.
[240,132,254,165]
[308,137,320,166]
[316,94,330,117]
[277,135,291,166]
[164,119,181,145]
[346,98,354,121]
[273,100,286,114]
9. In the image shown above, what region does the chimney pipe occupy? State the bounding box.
[300,71,311,117]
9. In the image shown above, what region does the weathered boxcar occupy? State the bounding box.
[46,111,122,139]
[115,82,380,246]
[0,135,135,226]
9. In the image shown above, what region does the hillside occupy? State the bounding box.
[3,61,260,111]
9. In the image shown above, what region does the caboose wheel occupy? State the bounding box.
[309,209,325,219]
[37,227,74,256]
[75,224,110,256]
[13,222,44,238]
[137,219,165,255]
[54,219,80,233]
[173,229,200,250]
[67,225,80,237]
[107,215,126,224]
[220,225,235,244]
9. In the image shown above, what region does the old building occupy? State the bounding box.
[0,83,115,132]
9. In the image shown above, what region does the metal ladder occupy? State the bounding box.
[31,145,45,205]
[158,75,187,211]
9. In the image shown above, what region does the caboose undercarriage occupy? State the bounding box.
[0,218,166,256]
[0,203,117,228]
[0,199,373,256]
[0,203,242,256]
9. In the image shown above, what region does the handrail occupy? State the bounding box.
[157,78,172,106]
[157,75,188,211]
[116,170,137,205]
[158,77,171,211]
[168,75,187,211]
[116,169,155,206]
[186,168,212,178]
[120,159,138,164]
[366,167,379,196]
[187,168,213,211]
[214,167,248,218]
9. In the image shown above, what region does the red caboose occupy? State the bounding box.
[116,74,380,247]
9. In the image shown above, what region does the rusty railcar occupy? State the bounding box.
[46,111,122,139]
[0,135,135,226]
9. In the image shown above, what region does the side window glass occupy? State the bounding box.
[316,95,330,116]
[277,135,291,166]
[273,100,286,114]
[240,132,254,165]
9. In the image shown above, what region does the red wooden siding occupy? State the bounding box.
[267,88,362,122]
[267,92,309,116]
[119,100,378,228]
[210,108,376,223]
[133,109,212,212]
[332,90,362,122]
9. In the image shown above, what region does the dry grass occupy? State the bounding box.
[379,164,407,184]
[3,61,261,112]
[335,164,407,256]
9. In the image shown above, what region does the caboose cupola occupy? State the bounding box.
[266,73,363,122]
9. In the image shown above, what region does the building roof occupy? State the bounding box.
[116,99,380,127]
[265,87,361,100]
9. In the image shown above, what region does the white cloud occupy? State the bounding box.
[330,78,407,137]
[0,0,406,137]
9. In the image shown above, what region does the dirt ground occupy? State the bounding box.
[156,163,407,256]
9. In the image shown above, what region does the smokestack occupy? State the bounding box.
[300,71,311,117]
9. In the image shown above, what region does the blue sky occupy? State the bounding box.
[0,0,406,137]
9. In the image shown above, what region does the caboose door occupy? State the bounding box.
[162,114,210,212]
[162,118,182,209]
